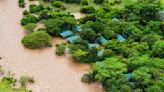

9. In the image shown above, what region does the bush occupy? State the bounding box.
[24,23,37,33]
[19,76,34,87]
[81,73,96,83]
[56,43,67,56]
[18,0,25,8]
[22,31,52,49]
[21,14,38,26]
[29,4,43,13]
[52,1,62,8]
[45,17,76,36]
[80,6,96,14]
[81,0,89,5]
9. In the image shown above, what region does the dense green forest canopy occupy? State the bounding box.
[20,0,164,92]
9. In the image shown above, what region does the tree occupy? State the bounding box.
[45,17,76,36]
[22,31,52,49]
[18,0,25,8]
[147,85,162,92]
[29,4,43,13]
[80,6,96,14]
[56,43,67,56]
[80,28,96,43]
[152,40,164,58]
[24,23,37,34]
[141,33,161,48]
[94,0,104,4]
[93,57,127,81]
[21,14,38,26]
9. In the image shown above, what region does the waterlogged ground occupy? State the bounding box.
[0,0,104,92]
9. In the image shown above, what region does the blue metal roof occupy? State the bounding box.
[59,30,73,38]
[88,43,99,49]
[74,25,82,32]
[98,36,107,44]
[97,49,104,56]
[124,73,132,80]
[66,35,81,43]
[112,18,120,22]
[117,34,126,42]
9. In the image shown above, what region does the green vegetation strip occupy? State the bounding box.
[20,0,164,92]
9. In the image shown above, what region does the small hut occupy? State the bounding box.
[59,30,73,38]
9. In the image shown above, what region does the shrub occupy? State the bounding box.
[22,31,52,49]
[52,1,62,8]
[80,6,96,14]
[56,43,67,56]
[24,23,37,34]
[18,0,25,8]
[93,0,104,4]
[19,76,34,87]
[0,67,4,75]
[81,73,96,83]
[81,0,89,5]
[29,4,43,13]
[21,14,38,26]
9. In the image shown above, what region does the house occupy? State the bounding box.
[88,43,99,49]
[97,49,104,56]
[59,30,73,38]
[98,36,107,44]
[66,35,81,43]
[74,25,82,32]
[117,34,126,42]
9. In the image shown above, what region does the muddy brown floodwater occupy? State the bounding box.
[0,0,104,92]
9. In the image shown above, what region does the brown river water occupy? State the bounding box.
[0,0,104,92]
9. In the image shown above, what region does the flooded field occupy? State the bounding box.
[0,0,104,92]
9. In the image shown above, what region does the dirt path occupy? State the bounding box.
[0,0,104,92]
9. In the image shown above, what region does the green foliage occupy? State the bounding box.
[152,40,164,58]
[0,76,29,92]
[19,76,34,87]
[20,0,164,92]
[80,6,96,14]
[44,17,76,36]
[93,57,127,81]
[22,31,52,49]
[24,23,37,34]
[56,43,67,56]
[80,28,96,43]
[93,0,104,4]
[81,72,96,83]
[29,4,43,13]
[21,14,38,26]
[18,0,25,8]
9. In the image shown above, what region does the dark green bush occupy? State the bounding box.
[80,6,96,14]
[22,31,52,49]
[29,4,43,13]
[18,0,25,8]
[56,43,67,56]
[21,14,38,26]
[81,73,96,83]
[19,76,34,87]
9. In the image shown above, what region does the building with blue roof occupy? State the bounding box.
[124,73,132,80]
[73,25,82,32]
[117,34,126,42]
[59,30,73,38]
[88,43,99,49]
[66,35,81,43]
[98,36,107,44]
[97,49,104,56]
[112,18,120,22]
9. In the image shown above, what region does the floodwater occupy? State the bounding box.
[0,0,104,92]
